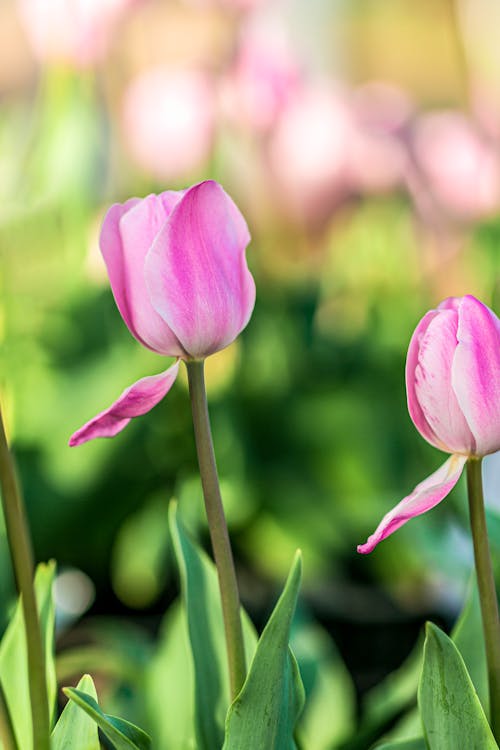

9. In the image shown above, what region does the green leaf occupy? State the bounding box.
[451,578,488,713]
[292,617,355,750]
[418,622,497,749]
[0,561,56,750]
[63,687,151,750]
[144,601,196,750]
[222,551,305,750]
[168,503,257,750]
[375,738,427,750]
[51,674,99,750]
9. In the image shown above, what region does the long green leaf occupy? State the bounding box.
[0,561,56,750]
[168,503,257,750]
[375,739,426,750]
[222,551,304,750]
[451,578,488,713]
[63,688,151,750]
[51,675,99,750]
[418,622,497,749]
[144,601,196,750]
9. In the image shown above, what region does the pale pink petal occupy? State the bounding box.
[357,454,467,553]
[452,295,500,456]
[414,309,475,454]
[145,180,255,358]
[101,193,186,357]
[69,361,180,446]
[406,310,444,450]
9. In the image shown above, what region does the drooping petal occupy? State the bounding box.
[145,180,256,358]
[69,361,180,446]
[357,454,467,554]
[100,193,186,357]
[414,309,475,454]
[452,295,500,456]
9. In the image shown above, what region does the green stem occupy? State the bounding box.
[466,457,500,741]
[0,406,50,750]
[186,360,246,699]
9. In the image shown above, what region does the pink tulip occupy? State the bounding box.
[122,68,215,181]
[358,295,500,554]
[412,111,500,221]
[17,0,137,68]
[347,82,412,194]
[221,25,300,133]
[69,180,255,446]
[268,84,353,222]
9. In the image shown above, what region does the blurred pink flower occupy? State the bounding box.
[122,67,215,182]
[221,27,301,133]
[347,82,413,194]
[359,295,500,553]
[70,181,255,445]
[412,111,500,221]
[268,84,353,221]
[17,0,137,67]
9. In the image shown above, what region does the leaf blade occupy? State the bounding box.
[418,622,497,750]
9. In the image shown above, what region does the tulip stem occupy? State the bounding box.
[186,360,246,699]
[466,457,500,741]
[0,405,50,750]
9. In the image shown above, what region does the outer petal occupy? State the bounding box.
[101,193,186,357]
[357,454,467,554]
[406,310,444,450]
[414,309,475,454]
[452,295,500,456]
[69,361,180,446]
[145,180,256,358]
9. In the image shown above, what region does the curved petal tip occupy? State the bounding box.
[357,454,467,554]
[69,361,180,446]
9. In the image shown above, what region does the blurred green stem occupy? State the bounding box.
[186,360,246,699]
[466,457,500,741]
[0,406,50,750]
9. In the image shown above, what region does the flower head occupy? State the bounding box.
[358,295,500,553]
[70,180,255,446]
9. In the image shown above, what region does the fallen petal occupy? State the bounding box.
[69,361,180,446]
[357,454,467,554]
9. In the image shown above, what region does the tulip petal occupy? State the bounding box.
[357,454,467,554]
[406,310,444,450]
[69,361,180,446]
[452,295,500,456]
[414,309,475,454]
[146,180,256,358]
[101,193,186,356]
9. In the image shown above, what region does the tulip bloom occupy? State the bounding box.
[358,295,500,553]
[123,68,215,181]
[17,0,137,68]
[69,180,255,446]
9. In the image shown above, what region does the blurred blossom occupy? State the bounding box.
[122,67,215,182]
[183,0,266,10]
[347,82,413,194]
[221,24,301,133]
[17,0,137,68]
[412,111,500,221]
[268,84,353,222]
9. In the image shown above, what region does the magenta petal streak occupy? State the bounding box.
[69,361,180,446]
[357,454,467,554]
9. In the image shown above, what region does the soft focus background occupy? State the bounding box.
[1,0,500,743]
